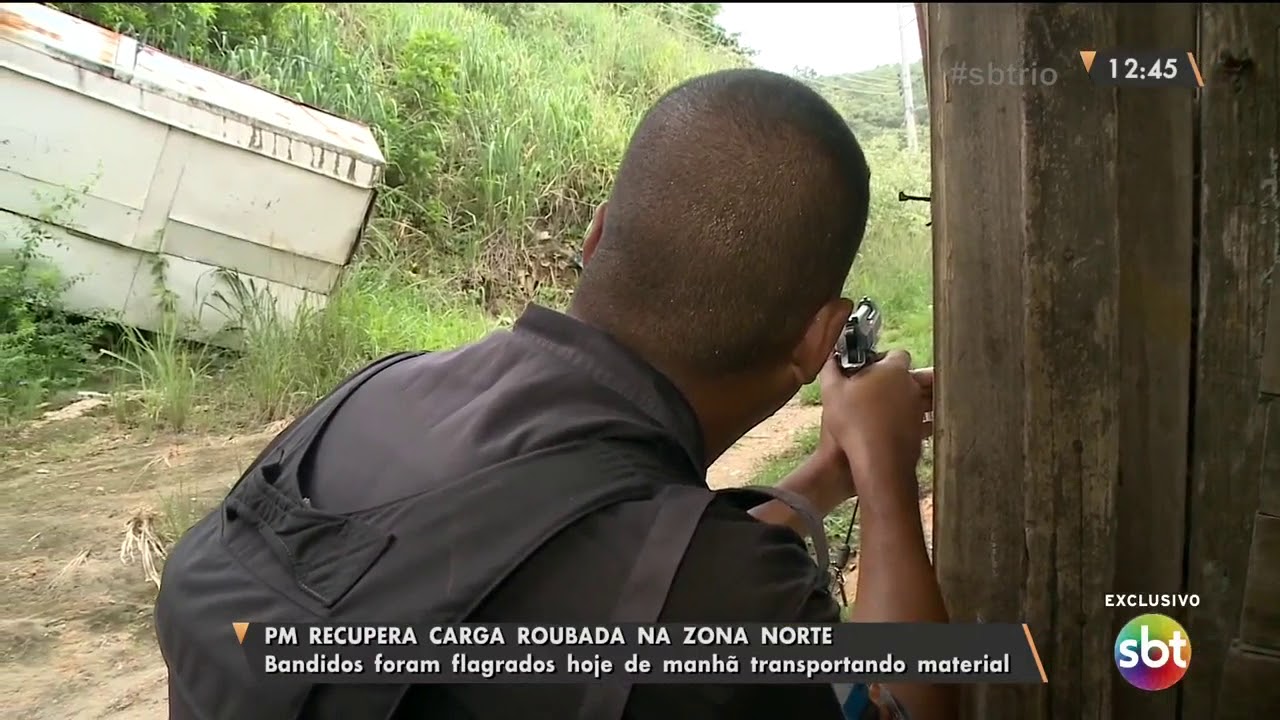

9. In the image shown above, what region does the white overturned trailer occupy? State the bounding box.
[0,3,386,342]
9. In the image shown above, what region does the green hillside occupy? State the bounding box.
[7,3,930,429]
[804,61,927,144]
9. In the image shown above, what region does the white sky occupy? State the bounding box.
[716,3,921,76]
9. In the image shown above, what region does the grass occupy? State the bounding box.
[9,2,748,430]
[104,321,212,433]
[204,251,501,423]
[4,3,934,561]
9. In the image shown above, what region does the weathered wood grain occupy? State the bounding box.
[1259,401,1280,518]
[926,4,1032,718]
[927,3,1211,718]
[1111,6,1197,719]
[914,3,928,98]
[1258,277,1280,396]
[1212,643,1280,720]
[1237,513,1280,648]
[1185,5,1280,717]
[929,3,1279,716]
[1020,5,1123,717]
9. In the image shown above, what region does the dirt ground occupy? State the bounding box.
[1,415,284,720]
[0,400,931,719]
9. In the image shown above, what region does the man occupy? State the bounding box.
[156,68,952,719]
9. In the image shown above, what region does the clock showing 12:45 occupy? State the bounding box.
[1079,50,1204,88]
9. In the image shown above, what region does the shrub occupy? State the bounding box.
[0,209,103,423]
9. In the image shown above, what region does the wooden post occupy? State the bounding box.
[927,4,1195,718]
[1111,6,1197,719]
[1192,5,1280,718]
[929,7,1069,717]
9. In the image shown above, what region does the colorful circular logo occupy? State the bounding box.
[1114,613,1192,691]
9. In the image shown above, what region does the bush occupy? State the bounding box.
[381,28,464,228]
[0,209,103,423]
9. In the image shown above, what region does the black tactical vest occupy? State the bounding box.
[155,352,829,720]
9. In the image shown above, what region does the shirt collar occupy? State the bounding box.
[513,304,707,475]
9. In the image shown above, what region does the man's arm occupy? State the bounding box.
[748,442,849,534]
[728,485,922,720]
[751,452,953,719]
[842,457,953,719]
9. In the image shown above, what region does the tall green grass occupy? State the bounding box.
[32,3,746,429]
[208,251,499,422]
[209,3,744,263]
[27,3,932,438]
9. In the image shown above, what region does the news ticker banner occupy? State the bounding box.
[232,622,1049,685]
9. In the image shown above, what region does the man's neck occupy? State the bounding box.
[683,378,792,467]
[567,303,787,469]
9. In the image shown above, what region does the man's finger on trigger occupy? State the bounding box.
[911,367,934,389]
[883,349,912,369]
[819,355,842,384]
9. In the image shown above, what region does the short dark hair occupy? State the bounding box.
[572,68,871,375]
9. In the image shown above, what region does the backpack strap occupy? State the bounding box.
[577,483,832,720]
[577,484,715,720]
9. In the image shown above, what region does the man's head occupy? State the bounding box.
[570,68,871,460]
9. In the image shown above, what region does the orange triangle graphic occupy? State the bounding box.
[1079,50,1097,73]
[232,622,249,645]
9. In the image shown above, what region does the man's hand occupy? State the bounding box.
[818,352,953,720]
[754,350,952,719]
[818,350,931,506]
[750,355,933,536]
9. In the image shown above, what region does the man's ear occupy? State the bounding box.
[790,297,854,385]
[581,202,607,265]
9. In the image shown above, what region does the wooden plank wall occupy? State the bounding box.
[925,2,1280,717]
[1197,4,1280,719]
[928,5,1117,718]
[1019,6,1125,716]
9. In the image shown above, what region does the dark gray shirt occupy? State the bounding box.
[307,305,844,719]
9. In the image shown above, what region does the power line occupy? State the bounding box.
[644,4,918,120]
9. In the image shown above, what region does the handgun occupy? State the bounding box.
[831,297,883,597]
[833,297,882,375]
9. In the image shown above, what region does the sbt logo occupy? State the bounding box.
[1114,613,1192,691]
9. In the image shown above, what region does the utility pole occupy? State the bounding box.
[896,2,919,152]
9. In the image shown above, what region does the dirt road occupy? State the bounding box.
[1,419,279,719]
